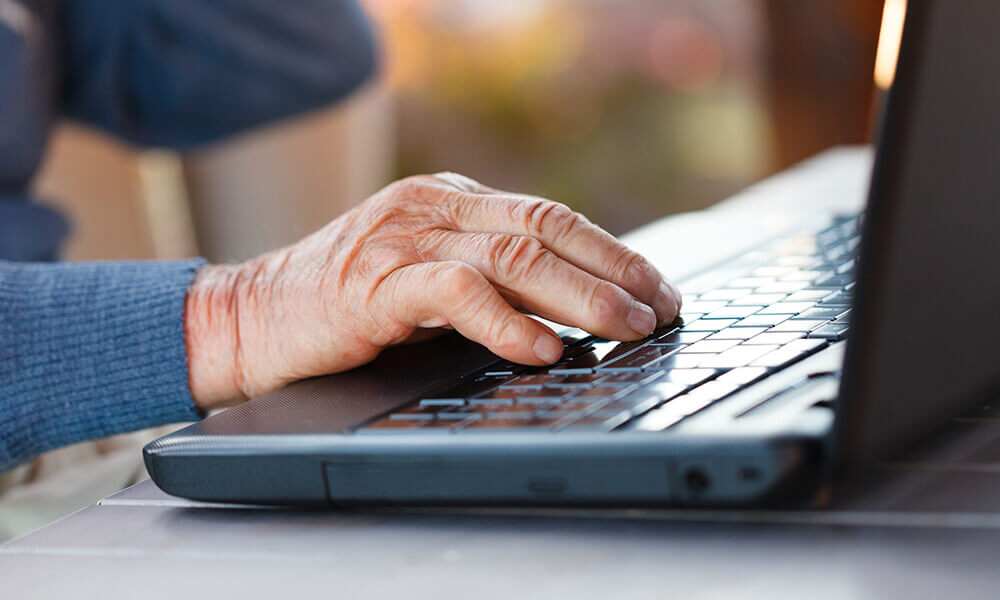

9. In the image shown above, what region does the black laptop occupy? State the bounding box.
[144,0,1000,507]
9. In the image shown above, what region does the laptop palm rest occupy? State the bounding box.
[196,333,498,436]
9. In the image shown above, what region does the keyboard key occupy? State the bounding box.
[652,353,711,368]
[419,398,467,408]
[755,281,809,293]
[545,352,608,374]
[557,411,632,432]
[686,380,740,401]
[679,318,738,331]
[546,365,595,375]
[785,289,836,301]
[734,314,790,327]
[534,409,584,420]
[585,403,649,423]
[768,319,827,332]
[704,306,763,319]
[570,385,637,402]
[660,368,717,386]
[792,307,849,321]
[728,277,775,288]
[546,372,610,388]
[481,406,538,419]
[819,291,852,305]
[472,388,526,401]
[641,381,689,402]
[779,338,827,354]
[512,388,574,404]
[698,288,754,301]
[833,309,852,323]
[470,387,570,406]
[678,339,741,354]
[467,396,516,407]
[556,397,618,412]
[773,255,818,268]
[545,341,643,374]
[836,259,855,274]
[744,331,803,345]
[435,410,484,421]
[756,302,816,315]
[591,383,686,422]
[421,374,510,405]
[457,415,565,432]
[597,371,665,387]
[483,364,526,376]
[678,312,706,323]
[716,366,769,386]
[813,272,854,288]
[778,270,823,282]
[752,266,798,277]
[389,412,436,421]
[501,374,564,389]
[706,327,767,340]
[807,323,850,340]
[597,346,685,372]
[750,339,826,368]
[681,301,729,314]
[588,339,650,363]
[631,394,716,431]
[653,330,711,345]
[650,323,681,338]
[729,294,788,306]
[699,344,780,368]
[358,417,457,434]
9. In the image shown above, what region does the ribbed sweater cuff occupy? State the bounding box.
[0,259,207,470]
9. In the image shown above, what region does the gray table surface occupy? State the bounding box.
[5,148,1000,599]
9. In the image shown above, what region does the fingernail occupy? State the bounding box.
[654,281,681,324]
[533,335,564,364]
[627,300,657,336]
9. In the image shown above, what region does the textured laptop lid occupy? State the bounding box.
[837,0,1000,468]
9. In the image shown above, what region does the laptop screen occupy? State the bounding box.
[837,0,1000,468]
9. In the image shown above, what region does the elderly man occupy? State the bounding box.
[0,0,681,474]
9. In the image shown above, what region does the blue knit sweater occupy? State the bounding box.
[0,0,376,471]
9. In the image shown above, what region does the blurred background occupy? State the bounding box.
[33,0,883,264]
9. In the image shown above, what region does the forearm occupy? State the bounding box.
[0,259,206,471]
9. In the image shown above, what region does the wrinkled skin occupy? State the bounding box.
[186,173,682,409]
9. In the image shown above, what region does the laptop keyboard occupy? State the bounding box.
[357,214,861,435]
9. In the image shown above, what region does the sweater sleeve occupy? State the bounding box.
[0,259,207,472]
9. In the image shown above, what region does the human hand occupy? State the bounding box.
[184,173,681,409]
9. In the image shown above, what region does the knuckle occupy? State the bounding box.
[488,312,523,353]
[490,235,547,280]
[438,262,483,299]
[588,281,626,324]
[386,175,425,197]
[615,250,653,288]
[524,200,579,239]
[386,175,448,207]
[432,171,480,191]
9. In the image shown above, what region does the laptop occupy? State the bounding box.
[144,0,1000,507]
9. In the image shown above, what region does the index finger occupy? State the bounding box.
[433,175,681,325]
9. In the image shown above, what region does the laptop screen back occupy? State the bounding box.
[836,0,1000,468]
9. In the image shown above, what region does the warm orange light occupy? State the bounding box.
[874,0,907,89]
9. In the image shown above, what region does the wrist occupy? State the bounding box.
[184,263,249,410]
